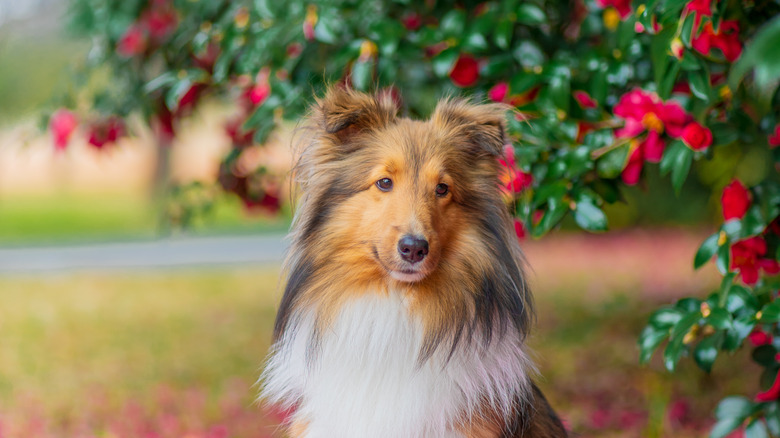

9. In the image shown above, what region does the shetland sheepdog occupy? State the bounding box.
[261,87,567,438]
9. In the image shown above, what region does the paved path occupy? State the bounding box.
[0,234,288,274]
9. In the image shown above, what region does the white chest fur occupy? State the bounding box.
[261,292,532,438]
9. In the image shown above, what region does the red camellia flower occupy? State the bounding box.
[681,121,713,151]
[574,90,598,109]
[87,117,125,150]
[117,24,147,57]
[731,236,780,285]
[769,124,780,148]
[225,116,256,148]
[621,145,644,185]
[488,82,509,102]
[596,0,632,18]
[513,219,526,240]
[50,109,78,151]
[757,369,780,402]
[748,329,773,347]
[449,54,479,88]
[499,145,533,193]
[721,179,751,220]
[402,13,422,31]
[141,1,178,41]
[692,20,742,62]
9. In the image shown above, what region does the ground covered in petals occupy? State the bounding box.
[0,230,755,437]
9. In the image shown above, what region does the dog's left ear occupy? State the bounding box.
[432,99,509,157]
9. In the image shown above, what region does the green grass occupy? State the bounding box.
[0,193,291,245]
[0,265,760,437]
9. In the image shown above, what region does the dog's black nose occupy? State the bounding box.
[397,235,429,264]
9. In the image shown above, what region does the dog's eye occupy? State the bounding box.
[376,178,393,192]
[435,183,449,197]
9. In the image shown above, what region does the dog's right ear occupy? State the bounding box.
[313,86,398,145]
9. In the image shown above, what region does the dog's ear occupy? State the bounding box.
[313,86,399,145]
[432,98,509,157]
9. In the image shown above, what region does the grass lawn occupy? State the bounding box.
[0,260,759,438]
[0,193,291,246]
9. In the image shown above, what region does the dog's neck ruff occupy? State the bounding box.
[262,290,533,438]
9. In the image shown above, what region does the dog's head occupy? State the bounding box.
[277,87,532,348]
[294,87,509,285]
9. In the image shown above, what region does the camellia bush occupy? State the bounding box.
[54,0,780,435]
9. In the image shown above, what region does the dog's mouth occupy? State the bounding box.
[388,269,427,283]
[372,246,430,283]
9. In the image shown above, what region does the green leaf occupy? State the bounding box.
[314,15,342,44]
[351,60,372,91]
[432,48,459,77]
[695,233,720,269]
[680,11,695,46]
[715,396,755,420]
[766,402,780,436]
[463,32,488,52]
[596,144,629,178]
[513,41,545,69]
[723,314,757,351]
[516,4,546,26]
[745,419,770,438]
[532,194,569,237]
[664,311,701,371]
[729,15,780,94]
[573,198,607,232]
[710,417,744,438]
[752,345,778,367]
[660,140,685,176]
[761,300,780,323]
[707,308,733,330]
[689,70,711,102]
[676,297,702,312]
[716,243,730,275]
[494,19,513,49]
[165,78,193,112]
[694,333,721,372]
[639,325,669,363]
[651,28,676,85]
[743,206,767,237]
[671,145,693,194]
[649,307,685,329]
[440,9,466,37]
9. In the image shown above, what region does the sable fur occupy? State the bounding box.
[263,87,566,437]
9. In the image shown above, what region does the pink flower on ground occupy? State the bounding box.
[50,109,78,151]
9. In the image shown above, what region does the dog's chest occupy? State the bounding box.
[262,293,529,438]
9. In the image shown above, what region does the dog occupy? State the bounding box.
[261,87,567,438]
